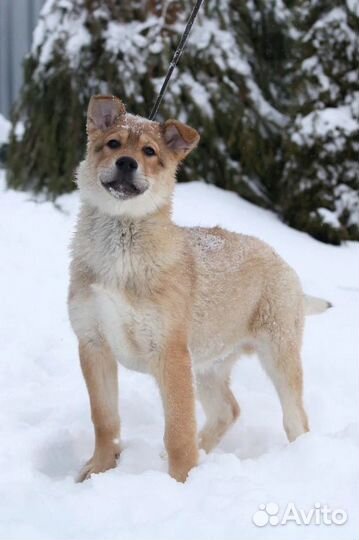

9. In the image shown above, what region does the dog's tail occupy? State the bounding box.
[304,294,332,315]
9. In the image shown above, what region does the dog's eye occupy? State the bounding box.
[143,146,156,156]
[107,139,121,149]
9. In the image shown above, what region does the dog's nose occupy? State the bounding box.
[116,156,138,172]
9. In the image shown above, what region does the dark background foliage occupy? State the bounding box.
[6,0,359,244]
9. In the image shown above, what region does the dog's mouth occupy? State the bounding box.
[101,177,149,200]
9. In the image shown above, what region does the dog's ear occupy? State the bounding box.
[87,95,126,135]
[162,120,200,157]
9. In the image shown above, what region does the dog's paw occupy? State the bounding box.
[168,445,198,483]
[169,458,197,483]
[198,429,216,453]
[76,450,120,482]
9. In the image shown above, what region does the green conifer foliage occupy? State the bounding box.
[280,0,359,243]
[6,0,359,243]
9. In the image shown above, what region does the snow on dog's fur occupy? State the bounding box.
[68,95,329,482]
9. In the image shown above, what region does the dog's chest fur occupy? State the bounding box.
[91,284,163,372]
[70,207,175,372]
[76,207,153,287]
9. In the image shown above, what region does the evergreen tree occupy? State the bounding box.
[280,0,359,243]
[6,0,358,243]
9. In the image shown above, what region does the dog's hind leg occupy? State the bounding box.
[197,357,240,453]
[257,337,309,442]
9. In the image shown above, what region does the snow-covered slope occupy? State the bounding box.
[0,171,358,540]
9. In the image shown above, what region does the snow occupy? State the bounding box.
[189,19,250,77]
[0,114,11,146]
[335,184,359,228]
[178,73,214,118]
[0,171,358,540]
[32,0,91,69]
[190,228,225,252]
[301,56,332,95]
[104,17,160,76]
[188,18,288,127]
[292,105,359,145]
[0,117,24,144]
[346,0,359,16]
[305,5,357,64]
[316,208,341,228]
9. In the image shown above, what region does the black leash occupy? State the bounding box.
[149,0,205,120]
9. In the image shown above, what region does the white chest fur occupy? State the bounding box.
[91,283,163,373]
[70,207,171,373]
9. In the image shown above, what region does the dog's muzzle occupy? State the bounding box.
[101,157,149,200]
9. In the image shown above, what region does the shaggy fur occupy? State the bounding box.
[68,96,330,482]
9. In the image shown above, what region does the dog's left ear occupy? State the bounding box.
[87,95,126,135]
[162,120,200,158]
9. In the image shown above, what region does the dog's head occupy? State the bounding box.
[77,95,200,218]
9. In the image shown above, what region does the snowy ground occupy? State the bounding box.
[0,169,358,540]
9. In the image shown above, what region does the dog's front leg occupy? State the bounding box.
[157,334,198,482]
[77,340,120,482]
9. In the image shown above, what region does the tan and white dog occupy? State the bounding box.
[68,95,330,483]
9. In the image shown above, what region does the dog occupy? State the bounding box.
[68,95,330,482]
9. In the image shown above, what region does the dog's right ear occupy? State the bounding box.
[87,95,126,135]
